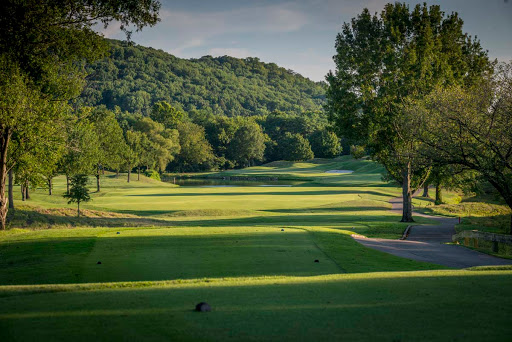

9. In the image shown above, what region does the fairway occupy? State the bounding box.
[2,157,512,341]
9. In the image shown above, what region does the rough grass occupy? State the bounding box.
[414,191,512,235]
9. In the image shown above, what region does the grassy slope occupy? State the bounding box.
[1,156,511,340]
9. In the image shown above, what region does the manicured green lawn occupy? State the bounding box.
[1,270,511,341]
[1,156,511,341]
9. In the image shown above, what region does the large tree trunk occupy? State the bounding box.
[0,129,10,230]
[8,169,14,210]
[137,166,140,181]
[96,165,101,192]
[435,184,443,205]
[66,174,70,195]
[48,177,53,195]
[422,183,429,197]
[77,201,80,218]
[401,162,414,222]
[127,169,131,183]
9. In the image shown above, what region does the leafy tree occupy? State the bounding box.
[413,64,512,232]
[150,101,183,129]
[134,117,180,172]
[63,174,91,218]
[124,130,142,182]
[309,130,341,158]
[280,133,314,161]
[90,107,129,191]
[326,3,491,221]
[227,122,266,167]
[172,122,214,172]
[0,0,160,229]
[60,112,100,194]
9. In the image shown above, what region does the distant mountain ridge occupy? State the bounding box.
[80,39,326,116]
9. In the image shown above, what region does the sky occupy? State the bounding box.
[100,0,512,82]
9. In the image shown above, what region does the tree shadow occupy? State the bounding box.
[127,189,394,197]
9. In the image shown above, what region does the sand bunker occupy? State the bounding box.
[324,170,354,174]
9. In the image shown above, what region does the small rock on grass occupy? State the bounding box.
[97,261,102,265]
[195,302,211,312]
[314,259,319,263]
[117,232,120,235]
[281,229,285,231]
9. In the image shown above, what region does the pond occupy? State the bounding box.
[166,178,304,187]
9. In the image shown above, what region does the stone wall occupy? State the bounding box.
[452,230,512,257]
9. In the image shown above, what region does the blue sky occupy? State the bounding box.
[100,0,512,81]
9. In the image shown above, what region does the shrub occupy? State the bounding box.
[350,145,366,159]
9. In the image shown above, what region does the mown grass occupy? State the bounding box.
[1,270,511,341]
[1,157,511,341]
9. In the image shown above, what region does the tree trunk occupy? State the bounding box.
[116,170,119,178]
[137,166,140,181]
[48,177,53,195]
[401,162,414,222]
[127,169,131,183]
[0,129,10,230]
[77,201,80,218]
[435,184,443,205]
[96,165,101,192]
[8,169,14,210]
[25,180,30,200]
[66,174,70,195]
[21,184,25,201]
[422,183,429,198]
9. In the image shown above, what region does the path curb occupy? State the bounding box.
[400,225,412,240]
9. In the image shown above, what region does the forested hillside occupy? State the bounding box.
[80,40,326,117]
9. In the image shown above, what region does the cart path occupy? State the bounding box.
[353,196,512,268]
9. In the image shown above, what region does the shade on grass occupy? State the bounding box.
[1,270,511,341]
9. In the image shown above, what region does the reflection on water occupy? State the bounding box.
[167,178,304,187]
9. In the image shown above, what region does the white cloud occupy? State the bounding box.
[155,3,308,55]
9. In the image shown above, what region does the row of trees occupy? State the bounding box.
[5,100,341,211]
[327,3,512,232]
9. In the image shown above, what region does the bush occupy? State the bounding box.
[309,130,342,158]
[144,170,161,181]
[350,145,366,159]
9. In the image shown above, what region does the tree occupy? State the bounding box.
[172,122,214,171]
[309,130,341,158]
[124,130,142,182]
[227,122,266,167]
[350,145,366,159]
[150,101,183,129]
[413,63,512,232]
[90,107,129,191]
[63,174,91,218]
[60,112,100,194]
[134,117,180,172]
[0,0,161,229]
[326,3,491,222]
[280,133,314,161]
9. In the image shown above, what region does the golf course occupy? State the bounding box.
[1,157,511,341]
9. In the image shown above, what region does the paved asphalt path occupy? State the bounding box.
[353,196,512,268]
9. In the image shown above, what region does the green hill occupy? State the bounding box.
[80,39,326,117]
